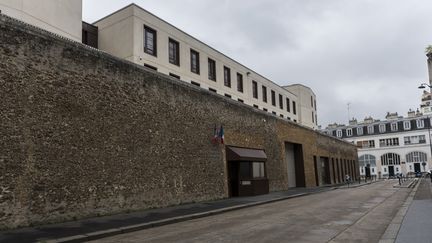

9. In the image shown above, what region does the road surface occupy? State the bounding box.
[91,180,410,243]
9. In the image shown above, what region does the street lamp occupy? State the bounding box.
[418,83,432,172]
[419,83,432,89]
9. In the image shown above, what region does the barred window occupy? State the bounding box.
[381,153,401,165]
[144,26,157,56]
[359,154,376,167]
[406,151,427,163]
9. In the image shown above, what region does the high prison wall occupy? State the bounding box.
[0,15,357,229]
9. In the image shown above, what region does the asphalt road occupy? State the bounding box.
[91,180,411,243]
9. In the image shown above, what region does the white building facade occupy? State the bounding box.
[323,111,432,178]
[94,4,318,129]
[0,0,82,41]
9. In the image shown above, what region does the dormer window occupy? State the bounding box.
[417,119,425,128]
[403,121,411,130]
[367,125,374,134]
[336,130,343,138]
[346,128,353,137]
[357,127,363,135]
[379,124,386,133]
[391,122,398,131]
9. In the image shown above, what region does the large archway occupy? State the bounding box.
[381,153,401,177]
[406,151,427,173]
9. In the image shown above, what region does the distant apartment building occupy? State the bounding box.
[93,4,318,129]
[0,0,82,41]
[323,105,432,178]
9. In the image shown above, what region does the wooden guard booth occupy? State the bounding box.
[226,146,269,197]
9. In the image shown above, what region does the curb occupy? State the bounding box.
[46,192,311,243]
[333,180,381,189]
[392,178,417,188]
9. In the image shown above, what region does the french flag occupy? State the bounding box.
[212,125,219,144]
[219,125,224,144]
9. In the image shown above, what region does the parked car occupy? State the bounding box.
[415,171,422,178]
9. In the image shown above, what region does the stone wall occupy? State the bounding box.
[0,15,357,230]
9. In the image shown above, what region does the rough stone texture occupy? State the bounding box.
[0,15,357,230]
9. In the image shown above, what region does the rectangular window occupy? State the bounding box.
[271,90,276,106]
[263,108,268,112]
[262,85,267,102]
[346,128,352,136]
[279,94,283,109]
[237,73,243,92]
[209,88,217,93]
[367,125,374,134]
[336,130,342,137]
[224,94,232,98]
[224,66,231,87]
[272,111,277,115]
[286,98,290,112]
[311,96,313,107]
[191,81,200,87]
[252,162,265,178]
[144,25,157,56]
[356,140,375,148]
[144,63,157,71]
[379,124,386,133]
[379,138,399,147]
[312,112,315,123]
[238,98,244,103]
[253,104,259,109]
[404,135,426,145]
[391,122,398,131]
[293,101,297,115]
[403,121,411,130]
[417,119,425,128]
[252,81,258,99]
[357,127,363,135]
[190,49,200,74]
[208,58,216,81]
[168,38,179,66]
[169,73,180,79]
[314,100,317,111]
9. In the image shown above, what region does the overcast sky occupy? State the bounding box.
[83,0,432,127]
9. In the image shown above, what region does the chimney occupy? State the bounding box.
[407,109,416,118]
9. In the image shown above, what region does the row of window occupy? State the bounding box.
[356,135,427,148]
[379,138,399,147]
[144,25,298,115]
[336,119,427,138]
[359,152,427,167]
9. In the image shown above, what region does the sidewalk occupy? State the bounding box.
[395,177,432,243]
[0,181,376,243]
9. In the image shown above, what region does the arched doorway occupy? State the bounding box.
[406,151,427,174]
[359,154,377,177]
[381,153,401,177]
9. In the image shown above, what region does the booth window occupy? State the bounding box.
[253,162,265,178]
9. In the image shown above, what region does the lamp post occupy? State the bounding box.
[418,83,432,173]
